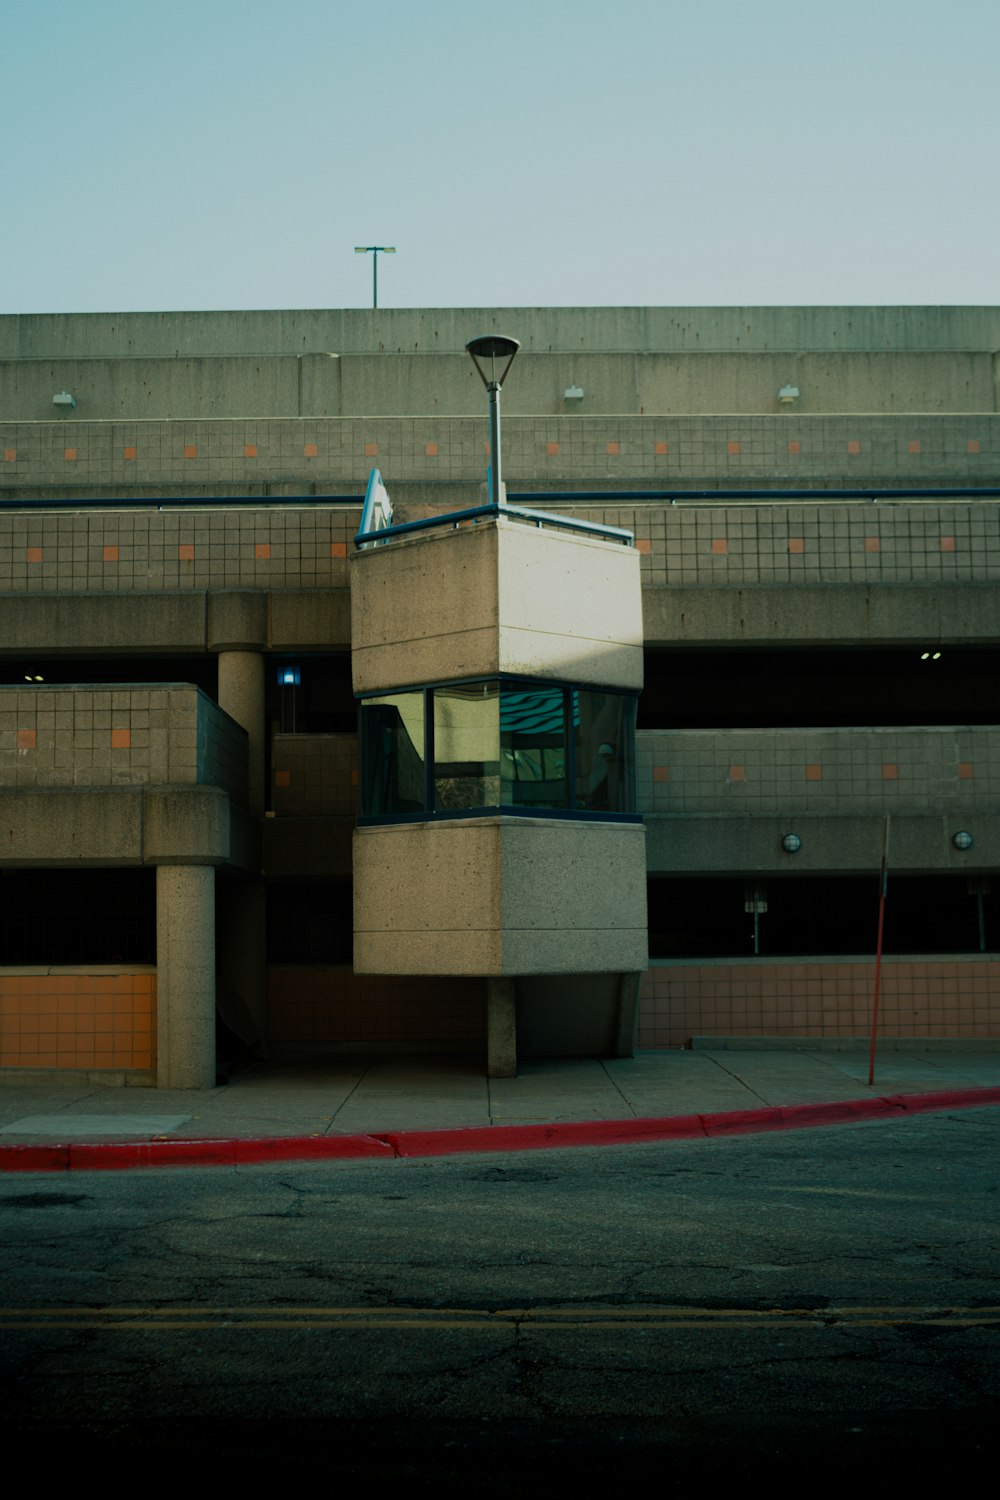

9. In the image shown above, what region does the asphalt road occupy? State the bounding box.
[2,1108,998,1486]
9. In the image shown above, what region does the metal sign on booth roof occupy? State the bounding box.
[357,468,394,548]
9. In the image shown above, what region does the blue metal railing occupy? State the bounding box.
[353,500,634,549]
[4,485,1000,516]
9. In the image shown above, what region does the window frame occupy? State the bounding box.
[357,674,640,826]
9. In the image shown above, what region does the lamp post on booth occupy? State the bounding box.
[466,335,520,508]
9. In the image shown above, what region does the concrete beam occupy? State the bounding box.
[644,811,1000,876]
[207,591,268,652]
[143,786,232,866]
[0,593,207,656]
[0,789,143,866]
[643,583,1000,649]
[269,589,351,651]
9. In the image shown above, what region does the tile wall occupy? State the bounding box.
[0,967,156,1071]
[638,957,1000,1048]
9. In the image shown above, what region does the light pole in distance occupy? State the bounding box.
[354,246,396,309]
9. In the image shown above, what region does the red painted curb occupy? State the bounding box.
[381,1113,705,1159]
[1,1085,998,1172]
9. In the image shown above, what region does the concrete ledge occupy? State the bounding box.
[0,786,257,870]
[0,592,208,655]
[269,589,351,651]
[144,786,232,866]
[643,582,1000,649]
[644,811,1000,875]
[207,591,268,651]
[0,789,144,866]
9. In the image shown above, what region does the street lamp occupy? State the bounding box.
[354,246,396,309]
[466,334,520,508]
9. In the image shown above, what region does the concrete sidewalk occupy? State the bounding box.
[2,1041,1000,1156]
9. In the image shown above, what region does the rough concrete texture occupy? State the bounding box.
[644,810,1000,877]
[353,819,647,978]
[155,864,215,1089]
[351,520,642,695]
[216,651,264,813]
[143,786,232,866]
[207,590,268,651]
[0,789,144,866]
[486,978,517,1079]
[6,305,1000,360]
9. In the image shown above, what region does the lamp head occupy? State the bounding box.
[466,334,520,389]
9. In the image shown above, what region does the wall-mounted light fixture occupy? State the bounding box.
[777,384,800,406]
[276,667,301,687]
[563,385,584,401]
[953,831,974,851]
[52,391,77,410]
[781,832,802,853]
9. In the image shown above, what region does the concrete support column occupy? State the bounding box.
[487,977,517,1079]
[156,864,216,1090]
[216,876,267,1054]
[217,650,265,815]
[612,972,642,1057]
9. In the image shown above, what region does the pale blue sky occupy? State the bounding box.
[3,0,997,311]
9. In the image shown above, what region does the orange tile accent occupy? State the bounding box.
[255,542,271,560]
[710,538,728,555]
[17,729,36,750]
[103,544,119,563]
[728,764,746,783]
[3,449,15,462]
[864,536,881,553]
[607,441,621,456]
[546,442,560,456]
[111,728,131,749]
[330,541,348,558]
[654,440,669,456]
[652,766,670,783]
[304,443,318,458]
[805,763,823,781]
[958,762,974,779]
[123,446,137,461]
[178,543,195,561]
[940,535,956,552]
[26,546,43,563]
[244,444,258,458]
[882,762,898,780]
[364,442,378,457]
[908,440,921,454]
[788,537,805,554]
[183,445,197,459]
[636,539,652,555]
[847,440,861,455]
[275,770,291,787]
[967,439,981,454]
[64,447,77,462]
[727,441,740,455]
[787,440,801,455]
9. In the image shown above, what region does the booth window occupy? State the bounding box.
[359,677,638,823]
